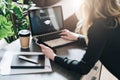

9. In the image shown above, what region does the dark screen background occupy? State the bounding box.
[28,6,63,36]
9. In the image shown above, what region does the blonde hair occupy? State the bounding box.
[75,0,120,43]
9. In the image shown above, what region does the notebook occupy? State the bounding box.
[11,54,45,69]
[28,6,73,48]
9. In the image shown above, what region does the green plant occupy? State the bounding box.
[0,15,14,39]
[11,2,31,39]
[0,0,14,40]
[0,0,33,43]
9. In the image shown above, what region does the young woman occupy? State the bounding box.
[40,0,120,79]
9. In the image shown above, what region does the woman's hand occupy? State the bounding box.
[60,29,79,41]
[40,44,56,61]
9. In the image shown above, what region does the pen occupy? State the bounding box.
[18,56,39,64]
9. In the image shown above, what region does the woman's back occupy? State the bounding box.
[91,17,120,79]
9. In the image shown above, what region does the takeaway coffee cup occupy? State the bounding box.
[18,30,30,50]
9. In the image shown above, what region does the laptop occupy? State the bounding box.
[28,6,73,48]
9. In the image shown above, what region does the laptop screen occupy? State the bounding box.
[28,6,64,36]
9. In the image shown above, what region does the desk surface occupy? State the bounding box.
[0,39,85,80]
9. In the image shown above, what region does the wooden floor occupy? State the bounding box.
[81,61,102,80]
[80,61,118,80]
[100,65,118,80]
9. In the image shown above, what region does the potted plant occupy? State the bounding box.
[0,0,14,42]
[0,15,14,39]
[0,0,33,43]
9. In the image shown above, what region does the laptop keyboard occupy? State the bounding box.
[36,31,61,41]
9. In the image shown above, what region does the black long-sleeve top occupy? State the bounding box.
[54,17,120,79]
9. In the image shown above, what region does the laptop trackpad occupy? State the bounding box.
[44,38,74,47]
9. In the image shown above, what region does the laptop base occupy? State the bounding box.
[44,38,75,48]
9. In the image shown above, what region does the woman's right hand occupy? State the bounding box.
[60,29,79,41]
[40,44,56,61]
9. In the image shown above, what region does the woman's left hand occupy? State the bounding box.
[40,44,56,61]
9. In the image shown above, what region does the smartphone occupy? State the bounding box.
[35,39,56,53]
